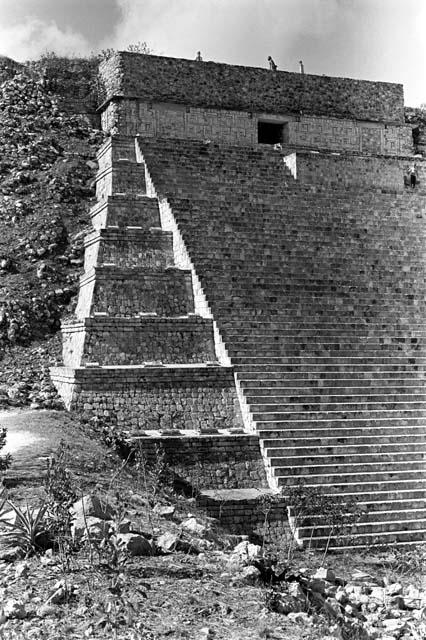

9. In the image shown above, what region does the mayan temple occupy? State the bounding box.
[51,53,426,549]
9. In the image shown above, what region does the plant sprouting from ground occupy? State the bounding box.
[0,427,12,473]
[284,483,365,558]
[44,440,79,567]
[0,496,49,554]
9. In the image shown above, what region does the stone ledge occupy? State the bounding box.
[50,364,236,385]
[84,227,171,246]
[78,265,191,286]
[61,315,211,331]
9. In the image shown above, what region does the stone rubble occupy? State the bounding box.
[0,65,102,408]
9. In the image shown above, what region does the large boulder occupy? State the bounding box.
[71,515,111,542]
[114,533,152,557]
[71,495,115,521]
[229,540,262,566]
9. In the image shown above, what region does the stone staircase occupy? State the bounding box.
[51,136,242,434]
[138,136,426,548]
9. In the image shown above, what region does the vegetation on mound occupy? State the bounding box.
[0,415,422,640]
[0,62,103,409]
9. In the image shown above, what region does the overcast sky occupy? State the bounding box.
[0,0,425,106]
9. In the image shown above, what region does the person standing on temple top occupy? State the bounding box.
[268,56,277,70]
[195,51,203,61]
[299,60,305,74]
[410,164,417,188]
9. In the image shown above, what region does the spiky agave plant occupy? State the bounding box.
[0,497,49,554]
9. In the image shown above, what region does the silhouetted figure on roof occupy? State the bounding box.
[195,51,203,61]
[299,60,305,74]
[268,56,277,71]
[410,164,417,188]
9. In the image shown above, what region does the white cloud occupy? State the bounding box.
[104,0,342,67]
[0,17,91,61]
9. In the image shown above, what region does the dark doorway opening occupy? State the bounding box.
[258,121,284,144]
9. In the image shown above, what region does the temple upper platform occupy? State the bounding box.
[98,53,413,156]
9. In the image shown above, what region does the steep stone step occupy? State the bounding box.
[276,474,426,490]
[297,520,426,542]
[267,453,426,468]
[300,507,426,524]
[352,499,426,513]
[284,487,426,502]
[264,442,426,456]
[239,378,426,389]
[316,531,426,550]
[257,428,426,447]
[233,355,426,366]
[245,391,426,402]
[234,363,426,373]
[253,409,426,422]
[229,346,426,358]
[237,371,426,382]
[226,335,426,344]
[140,137,426,547]
[251,401,426,414]
[272,463,426,478]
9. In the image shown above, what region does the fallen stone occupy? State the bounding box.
[325,597,343,618]
[403,585,422,609]
[288,582,305,600]
[231,565,261,585]
[386,583,403,596]
[229,540,262,565]
[71,515,111,542]
[308,578,327,595]
[4,599,26,619]
[36,604,57,618]
[128,493,150,508]
[114,533,152,557]
[287,611,313,625]
[0,545,23,562]
[14,561,30,579]
[181,517,211,539]
[369,586,386,603]
[382,618,407,632]
[313,567,336,583]
[156,531,180,554]
[45,579,69,605]
[71,494,114,520]
[335,587,349,604]
[153,504,176,519]
[275,595,303,615]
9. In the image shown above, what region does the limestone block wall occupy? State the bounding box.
[99,53,405,124]
[62,317,217,367]
[137,435,268,489]
[96,135,137,172]
[75,267,194,318]
[102,99,257,145]
[289,116,413,156]
[199,492,289,539]
[83,228,174,270]
[101,99,413,156]
[292,151,426,192]
[90,195,161,229]
[50,366,243,431]
[95,162,146,201]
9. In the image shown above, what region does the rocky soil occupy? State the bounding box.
[0,62,103,410]
[0,409,422,640]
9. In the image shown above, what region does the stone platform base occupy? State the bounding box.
[50,364,243,432]
[199,488,290,541]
